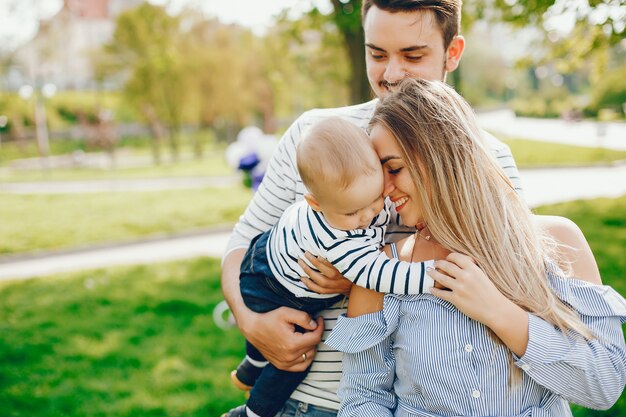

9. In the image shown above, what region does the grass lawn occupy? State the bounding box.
[0,195,624,416]
[503,137,626,168]
[0,258,246,416]
[0,187,252,255]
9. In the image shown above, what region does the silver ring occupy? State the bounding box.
[302,352,307,362]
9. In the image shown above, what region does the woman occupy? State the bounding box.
[326,78,626,416]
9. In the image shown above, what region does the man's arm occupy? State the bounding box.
[221,249,322,371]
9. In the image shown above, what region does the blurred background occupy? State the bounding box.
[0,0,625,416]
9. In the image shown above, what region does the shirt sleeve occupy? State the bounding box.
[305,206,435,295]
[513,275,626,410]
[327,238,436,295]
[482,130,524,199]
[222,116,304,262]
[331,313,397,417]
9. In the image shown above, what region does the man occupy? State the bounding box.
[221,1,522,415]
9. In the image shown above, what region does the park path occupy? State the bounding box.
[1,113,625,281]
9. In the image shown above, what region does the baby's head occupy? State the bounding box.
[297,116,384,230]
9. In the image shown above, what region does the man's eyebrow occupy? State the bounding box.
[380,156,402,164]
[365,43,429,53]
[400,45,429,52]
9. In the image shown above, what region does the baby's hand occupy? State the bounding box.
[299,252,353,295]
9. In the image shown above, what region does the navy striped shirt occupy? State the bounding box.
[266,200,434,299]
[327,257,626,416]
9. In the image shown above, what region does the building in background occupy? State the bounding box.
[9,0,142,91]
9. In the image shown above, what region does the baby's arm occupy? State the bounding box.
[323,236,436,294]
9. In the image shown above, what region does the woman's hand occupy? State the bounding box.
[299,252,353,295]
[429,253,529,356]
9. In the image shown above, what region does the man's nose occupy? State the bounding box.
[384,57,406,84]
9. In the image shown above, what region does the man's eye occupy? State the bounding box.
[406,56,423,62]
[370,53,385,60]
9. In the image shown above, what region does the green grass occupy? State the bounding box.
[0,195,624,416]
[0,187,252,255]
[0,258,246,416]
[503,138,626,168]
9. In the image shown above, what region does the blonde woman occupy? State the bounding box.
[326,78,626,416]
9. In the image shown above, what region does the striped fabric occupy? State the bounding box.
[223,100,524,410]
[327,255,626,416]
[266,200,435,299]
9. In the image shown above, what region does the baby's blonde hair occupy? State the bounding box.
[371,78,594,382]
[297,116,379,200]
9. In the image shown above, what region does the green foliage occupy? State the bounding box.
[588,64,626,117]
[0,187,251,255]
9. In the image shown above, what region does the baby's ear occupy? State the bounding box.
[304,193,322,212]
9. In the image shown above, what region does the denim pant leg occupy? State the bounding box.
[239,231,343,417]
[274,399,338,417]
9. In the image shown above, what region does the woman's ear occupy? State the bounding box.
[304,193,323,212]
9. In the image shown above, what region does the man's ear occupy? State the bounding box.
[444,35,465,72]
[304,193,322,212]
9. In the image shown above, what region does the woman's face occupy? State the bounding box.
[370,123,424,228]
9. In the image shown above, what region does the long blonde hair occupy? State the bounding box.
[371,78,593,379]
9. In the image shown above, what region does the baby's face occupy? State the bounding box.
[318,169,385,231]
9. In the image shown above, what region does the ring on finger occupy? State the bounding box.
[302,352,307,362]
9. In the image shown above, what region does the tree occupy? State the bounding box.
[97,3,189,163]
[317,0,624,103]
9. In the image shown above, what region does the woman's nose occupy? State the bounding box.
[383,175,395,197]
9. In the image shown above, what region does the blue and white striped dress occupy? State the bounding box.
[326,254,626,416]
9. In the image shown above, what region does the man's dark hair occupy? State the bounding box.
[361,0,462,49]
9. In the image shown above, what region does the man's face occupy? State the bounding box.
[363,6,463,98]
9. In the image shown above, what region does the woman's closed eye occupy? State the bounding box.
[388,167,403,175]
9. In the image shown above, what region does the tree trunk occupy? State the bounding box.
[142,104,164,165]
[343,29,372,104]
[331,0,372,104]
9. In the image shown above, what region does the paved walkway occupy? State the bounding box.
[477,109,626,150]
[0,175,239,194]
[1,164,625,282]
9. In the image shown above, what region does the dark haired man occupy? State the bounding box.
[221,2,522,416]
